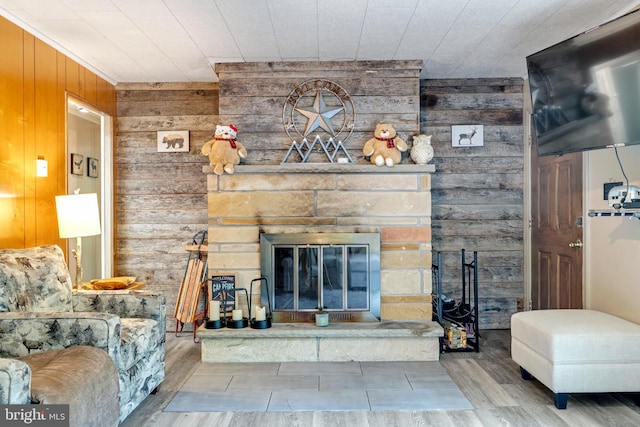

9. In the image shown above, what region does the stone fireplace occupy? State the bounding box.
[205,60,434,323]
[205,163,434,322]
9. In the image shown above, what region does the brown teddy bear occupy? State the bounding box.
[362,123,408,167]
[201,124,248,175]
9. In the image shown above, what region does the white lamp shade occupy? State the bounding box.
[55,193,101,238]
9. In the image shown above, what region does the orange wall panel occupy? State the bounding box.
[96,76,116,116]
[65,57,80,97]
[0,17,26,248]
[84,70,97,105]
[34,39,61,246]
[0,16,115,250]
[56,52,67,237]
[23,32,36,248]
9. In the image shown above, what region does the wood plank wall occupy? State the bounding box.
[0,16,116,253]
[115,77,524,331]
[421,78,524,329]
[216,60,422,165]
[115,83,218,325]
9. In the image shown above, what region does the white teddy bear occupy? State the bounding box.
[201,124,248,175]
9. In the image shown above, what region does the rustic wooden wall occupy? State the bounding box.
[0,16,115,253]
[421,78,524,329]
[216,60,422,165]
[115,82,218,328]
[115,76,524,331]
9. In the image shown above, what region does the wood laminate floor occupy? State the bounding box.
[121,330,640,427]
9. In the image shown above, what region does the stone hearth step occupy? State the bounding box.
[197,320,443,362]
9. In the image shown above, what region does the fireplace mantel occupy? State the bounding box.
[203,164,435,175]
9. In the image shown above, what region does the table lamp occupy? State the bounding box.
[55,191,101,287]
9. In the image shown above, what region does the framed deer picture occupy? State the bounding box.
[87,157,99,178]
[452,125,484,147]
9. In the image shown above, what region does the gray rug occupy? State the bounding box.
[164,361,473,412]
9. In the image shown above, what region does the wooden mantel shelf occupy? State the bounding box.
[203,163,435,174]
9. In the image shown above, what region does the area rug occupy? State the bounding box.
[164,361,473,412]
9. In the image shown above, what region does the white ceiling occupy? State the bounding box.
[0,0,638,84]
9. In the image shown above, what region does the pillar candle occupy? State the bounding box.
[209,300,220,321]
[232,309,243,321]
[255,305,266,321]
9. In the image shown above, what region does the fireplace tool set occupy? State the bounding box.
[204,277,272,329]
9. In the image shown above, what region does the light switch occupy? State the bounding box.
[36,158,48,177]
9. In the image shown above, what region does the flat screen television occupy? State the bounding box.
[527,9,640,156]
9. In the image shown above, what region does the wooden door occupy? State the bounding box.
[531,150,583,309]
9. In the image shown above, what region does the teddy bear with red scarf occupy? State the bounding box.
[202,124,248,175]
[362,123,408,167]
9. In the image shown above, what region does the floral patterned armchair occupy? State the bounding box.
[0,245,166,422]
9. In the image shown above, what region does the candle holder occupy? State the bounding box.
[250,277,272,329]
[222,287,249,329]
[204,317,224,329]
[226,317,249,328]
[205,297,224,329]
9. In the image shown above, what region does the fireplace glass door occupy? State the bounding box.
[261,233,380,321]
[273,244,369,312]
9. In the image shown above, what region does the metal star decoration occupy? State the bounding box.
[295,89,344,137]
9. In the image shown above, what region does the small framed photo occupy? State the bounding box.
[157,130,189,152]
[71,153,84,175]
[208,273,237,301]
[87,157,99,178]
[452,125,484,147]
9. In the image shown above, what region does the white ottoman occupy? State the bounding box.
[511,309,640,409]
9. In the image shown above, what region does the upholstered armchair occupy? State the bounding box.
[0,357,30,404]
[0,245,166,422]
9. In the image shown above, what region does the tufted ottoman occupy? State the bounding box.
[511,309,640,409]
[18,346,119,427]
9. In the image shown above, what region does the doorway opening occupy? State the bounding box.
[66,97,114,280]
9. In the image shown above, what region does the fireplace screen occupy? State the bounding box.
[261,233,380,322]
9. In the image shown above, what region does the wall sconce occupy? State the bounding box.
[55,190,101,287]
[36,156,48,177]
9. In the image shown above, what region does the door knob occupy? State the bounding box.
[569,239,583,248]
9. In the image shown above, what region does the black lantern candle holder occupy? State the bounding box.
[250,277,273,329]
[224,287,249,329]
[204,296,224,329]
[204,317,224,329]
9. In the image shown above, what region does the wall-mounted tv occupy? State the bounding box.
[527,9,640,156]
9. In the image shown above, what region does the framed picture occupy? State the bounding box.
[87,157,99,178]
[208,273,237,301]
[157,130,189,152]
[208,272,239,313]
[451,125,484,147]
[71,153,84,175]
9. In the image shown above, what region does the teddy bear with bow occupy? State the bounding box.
[362,123,408,167]
[201,124,248,175]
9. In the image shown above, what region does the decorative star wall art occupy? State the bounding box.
[282,79,356,164]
